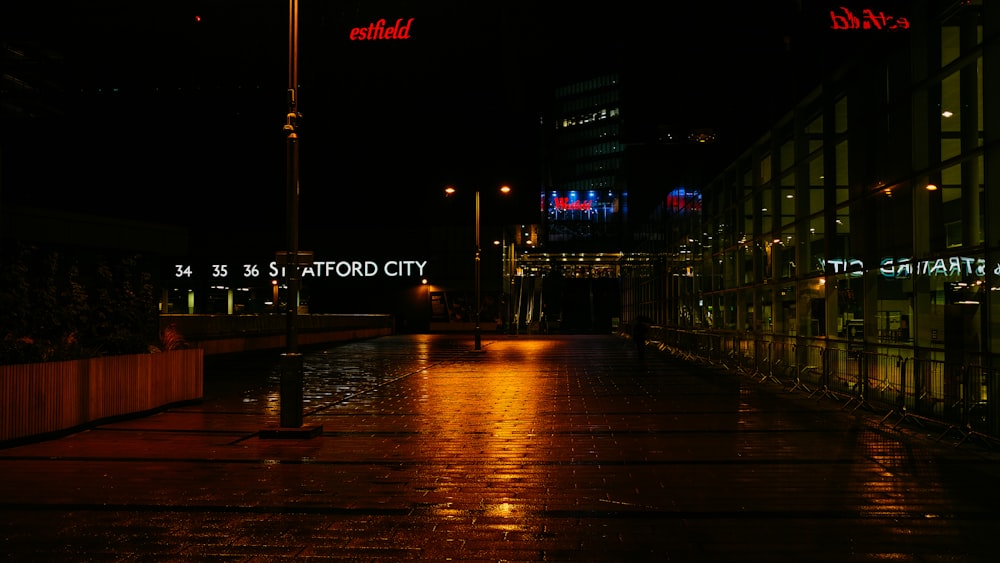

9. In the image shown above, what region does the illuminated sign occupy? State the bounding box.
[665,188,702,214]
[829,7,909,30]
[349,18,414,40]
[547,190,618,222]
[821,258,865,275]
[879,257,994,279]
[820,257,999,279]
[174,260,428,280]
[553,197,592,211]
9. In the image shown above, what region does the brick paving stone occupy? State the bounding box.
[2,334,1000,562]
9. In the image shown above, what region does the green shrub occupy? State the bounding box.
[1,244,160,364]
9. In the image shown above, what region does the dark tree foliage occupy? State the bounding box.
[1,244,159,364]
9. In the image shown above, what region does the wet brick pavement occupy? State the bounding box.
[2,333,999,562]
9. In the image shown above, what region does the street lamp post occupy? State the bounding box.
[261,0,320,438]
[474,189,482,350]
[446,185,510,351]
[281,0,303,428]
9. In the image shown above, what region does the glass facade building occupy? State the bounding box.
[540,73,628,254]
[543,73,626,248]
[622,0,999,430]
[507,73,626,332]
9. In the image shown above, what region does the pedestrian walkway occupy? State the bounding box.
[2,334,999,562]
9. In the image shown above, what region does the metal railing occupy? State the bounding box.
[638,325,1000,448]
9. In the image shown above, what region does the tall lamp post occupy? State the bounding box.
[446,185,510,350]
[281,0,303,428]
[262,0,319,438]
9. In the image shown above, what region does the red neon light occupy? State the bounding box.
[830,7,909,30]
[553,197,593,211]
[349,18,415,40]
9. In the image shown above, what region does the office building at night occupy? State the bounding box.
[541,73,627,254]
[508,73,628,332]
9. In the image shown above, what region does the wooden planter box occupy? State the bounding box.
[1,349,203,444]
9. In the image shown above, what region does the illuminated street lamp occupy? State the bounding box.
[445,185,511,350]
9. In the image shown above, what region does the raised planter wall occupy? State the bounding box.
[1,349,203,444]
[161,314,395,355]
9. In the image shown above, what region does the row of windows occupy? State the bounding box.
[550,176,617,193]
[553,123,620,146]
[554,142,623,160]
[556,106,620,129]
[553,157,621,177]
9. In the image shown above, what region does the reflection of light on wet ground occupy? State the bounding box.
[856,426,923,517]
[483,502,516,517]
[265,391,280,416]
[206,336,477,419]
[403,339,555,534]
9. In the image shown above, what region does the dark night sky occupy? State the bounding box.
[1,1,865,257]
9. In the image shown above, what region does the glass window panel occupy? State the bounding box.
[760,154,772,184]
[807,113,823,155]
[835,141,849,205]
[776,284,796,336]
[941,24,960,67]
[742,245,754,285]
[833,211,853,274]
[940,71,960,133]
[780,140,794,171]
[809,157,824,214]
[778,226,796,279]
[724,293,737,330]
[977,57,983,132]
[806,114,823,134]
[803,276,826,337]
[761,187,773,235]
[941,162,962,248]
[810,190,824,215]
[761,289,773,333]
[835,96,848,134]
[941,138,961,161]
[724,251,737,287]
[743,289,755,331]
[781,189,795,223]
[744,196,754,240]
[806,216,824,274]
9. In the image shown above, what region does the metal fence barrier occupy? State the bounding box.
[639,326,999,449]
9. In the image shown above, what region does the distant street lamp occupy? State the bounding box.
[446,185,511,350]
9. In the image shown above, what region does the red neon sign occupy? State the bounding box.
[830,7,909,30]
[553,198,593,212]
[349,18,415,40]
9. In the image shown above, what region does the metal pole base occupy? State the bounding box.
[259,352,323,439]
